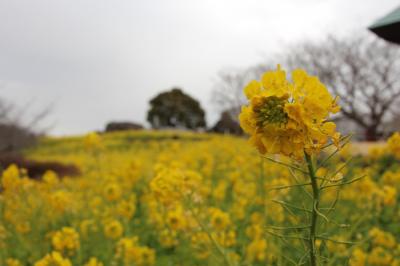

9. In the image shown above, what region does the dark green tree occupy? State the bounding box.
[147,88,206,129]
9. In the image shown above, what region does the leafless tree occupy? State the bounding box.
[281,34,400,140]
[211,66,268,118]
[0,97,53,152]
[213,33,400,140]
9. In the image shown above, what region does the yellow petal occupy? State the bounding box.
[244,80,261,100]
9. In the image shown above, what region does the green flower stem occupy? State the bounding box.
[305,152,319,266]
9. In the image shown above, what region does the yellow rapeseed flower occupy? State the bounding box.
[34,251,72,266]
[349,248,367,266]
[50,191,72,213]
[6,258,22,266]
[116,197,136,220]
[212,230,236,247]
[80,219,98,238]
[369,227,397,249]
[15,221,31,234]
[104,183,122,201]
[387,132,400,159]
[166,206,187,231]
[126,246,155,266]
[84,257,104,266]
[158,229,178,248]
[239,65,340,159]
[0,224,7,248]
[381,186,397,206]
[246,238,267,263]
[150,166,202,205]
[52,227,80,255]
[191,232,211,260]
[42,170,59,187]
[115,236,155,266]
[104,219,123,240]
[84,132,102,150]
[1,164,20,191]
[210,208,231,232]
[116,236,140,258]
[367,247,393,265]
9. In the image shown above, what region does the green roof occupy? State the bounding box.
[370,5,400,29]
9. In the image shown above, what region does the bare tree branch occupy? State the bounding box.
[211,33,400,140]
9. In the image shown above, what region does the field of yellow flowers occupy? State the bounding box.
[1,67,400,266]
[0,130,399,266]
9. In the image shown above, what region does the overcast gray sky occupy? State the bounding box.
[0,0,398,135]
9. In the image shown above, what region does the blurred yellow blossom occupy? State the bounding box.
[34,251,72,266]
[387,132,400,159]
[6,258,22,266]
[104,219,123,240]
[52,227,80,255]
[83,257,104,266]
[84,132,102,150]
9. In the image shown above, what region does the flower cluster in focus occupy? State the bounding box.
[239,65,340,159]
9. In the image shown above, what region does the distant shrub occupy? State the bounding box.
[105,121,143,132]
[210,111,243,135]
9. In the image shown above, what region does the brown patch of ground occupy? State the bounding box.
[0,153,80,179]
